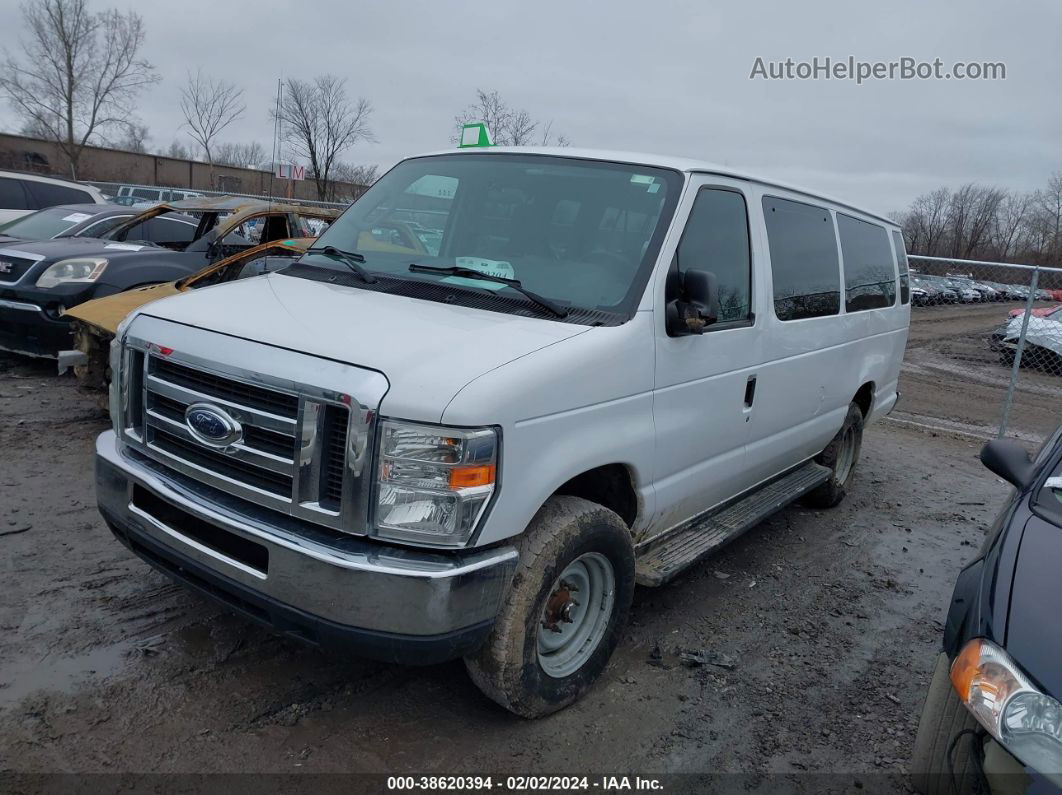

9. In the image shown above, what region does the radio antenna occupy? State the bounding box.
[268,77,283,209]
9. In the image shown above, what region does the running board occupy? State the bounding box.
[635,461,831,587]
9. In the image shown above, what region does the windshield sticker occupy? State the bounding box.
[61,212,93,223]
[104,243,145,251]
[443,257,515,291]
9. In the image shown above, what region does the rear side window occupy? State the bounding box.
[891,229,910,305]
[675,188,752,322]
[25,181,94,208]
[126,217,197,244]
[0,177,32,210]
[838,214,896,312]
[763,196,840,321]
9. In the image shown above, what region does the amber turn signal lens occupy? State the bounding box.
[448,464,496,489]
[950,638,984,701]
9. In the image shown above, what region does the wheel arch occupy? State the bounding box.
[551,463,640,530]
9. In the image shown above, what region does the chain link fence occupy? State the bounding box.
[902,254,1062,442]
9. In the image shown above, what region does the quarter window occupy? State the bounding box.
[891,229,910,305]
[0,177,31,210]
[675,189,752,323]
[25,181,94,207]
[763,196,840,321]
[838,214,896,312]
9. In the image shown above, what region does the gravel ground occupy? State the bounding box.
[0,302,1056,792]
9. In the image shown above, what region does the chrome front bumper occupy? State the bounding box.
[95,430,518,662]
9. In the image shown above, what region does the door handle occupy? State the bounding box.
[744,375,757,408]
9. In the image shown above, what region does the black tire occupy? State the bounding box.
[464,496,635,718]
[911,653,982,794]
[804,402,864,508]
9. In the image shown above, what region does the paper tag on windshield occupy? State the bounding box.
[443,257,515,291]
[104,243,145,251]
[61,212,92,223]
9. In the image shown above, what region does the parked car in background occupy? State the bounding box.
[108,196,157,208]
[63,238,313,394]
[911,275,958,305]
[941,277,983,303]
[0,196,338,358]
[912,430,1062,793]
[114,185,204,204]
[95,147,911,717]
[0,170,107,225]
[0,204,194,246]
[1008,304,1062,320]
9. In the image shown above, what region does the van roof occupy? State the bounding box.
[407,146,898,228]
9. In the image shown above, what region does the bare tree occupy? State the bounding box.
[179,69,245,177]
[214,141,266,169]
[0,0,159,178]
[113,121,149,153]
[273,75,374,201]
[454,89,570,147]
[329,162,378,201]
[990,192,1032,261]
[1032,172,1062,262]
[162,139,190,160]
[539,120,571,147]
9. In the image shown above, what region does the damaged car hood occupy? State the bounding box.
[133,272,589,421]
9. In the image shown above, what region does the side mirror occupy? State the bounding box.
[667,269,720,336]
[980,439,1034,489]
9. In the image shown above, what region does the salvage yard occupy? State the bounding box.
[0,303,1054,786]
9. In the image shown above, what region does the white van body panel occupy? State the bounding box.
[117,147,910,553]
[647,174,763,535]
[136,272,588,424]
[442,312,656,546]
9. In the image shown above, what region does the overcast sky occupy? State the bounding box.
[17,0,1062,216]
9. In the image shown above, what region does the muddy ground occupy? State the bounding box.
[0,303,1058,791]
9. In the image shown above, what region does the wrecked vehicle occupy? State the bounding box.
[95,148,910,717]
[63,238,313,393]
[992,314,1062,371]
[912,431,1062,793]
[0,196,338,359]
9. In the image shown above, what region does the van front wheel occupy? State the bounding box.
[804,402,864,508]
[464,496,635,718]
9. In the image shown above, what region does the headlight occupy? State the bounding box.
[373,419,497,547]
[35,257,108,288]
[951,639,1062,782]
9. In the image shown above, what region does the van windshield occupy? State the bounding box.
[298,153,681,319]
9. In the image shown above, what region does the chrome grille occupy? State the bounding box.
[117,335,370,534]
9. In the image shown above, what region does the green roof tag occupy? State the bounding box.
[459,122,494,148]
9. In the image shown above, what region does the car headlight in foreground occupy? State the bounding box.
[35,257,108,288]
[951,638,1062,783]
[373,419,498,547]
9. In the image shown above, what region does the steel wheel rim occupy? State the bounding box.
[836,426,856,484]
[537,552,616,679]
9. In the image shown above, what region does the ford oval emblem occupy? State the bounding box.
[184,403,242,447]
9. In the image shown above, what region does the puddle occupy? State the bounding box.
[0,641,134,709]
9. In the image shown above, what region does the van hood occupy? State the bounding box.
[135,272,588,422]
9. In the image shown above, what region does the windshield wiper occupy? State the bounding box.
[408,264,568,318]
[306,245,377,283]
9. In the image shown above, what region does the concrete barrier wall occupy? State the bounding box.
[0,133,363,202]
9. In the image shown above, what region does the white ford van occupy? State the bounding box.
[95,148,910,717]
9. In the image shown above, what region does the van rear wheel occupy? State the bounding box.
[464,496,635,718]
[804,402,864,508]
